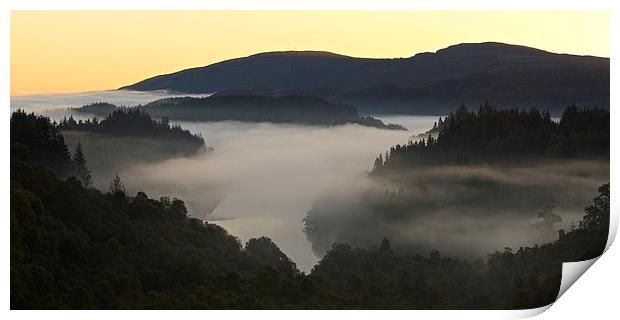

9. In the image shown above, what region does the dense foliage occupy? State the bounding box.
[310,183,608,309]
[10,111,609,309]
[374,104,609,171]
[59,108,205,150]
[11,109,72,177]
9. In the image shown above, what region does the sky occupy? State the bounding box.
[10,10,609,95]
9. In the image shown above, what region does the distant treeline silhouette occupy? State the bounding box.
[60,108,205,149]
[374,104,609,171]
[10,110,609,309]
[73,94,407,130]
[71,102,119,117]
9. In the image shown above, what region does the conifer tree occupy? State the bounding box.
[72,142,92,188]
[373,153,384,171]
[109,174,127,196]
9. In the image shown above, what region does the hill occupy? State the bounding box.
[120,42,609,114]
[73,95,407,130]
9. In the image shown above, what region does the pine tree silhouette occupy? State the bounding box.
[72,142,92,188]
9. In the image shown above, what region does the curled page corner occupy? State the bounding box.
[552,213,615,305]
[556,257,599,301]
[605,207,617,252]
[510,256,602,318]
[507,305,552,319]
[540,206,615,314]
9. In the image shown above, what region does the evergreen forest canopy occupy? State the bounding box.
[10,109,610,309]
[72,95,407,130]
[59,108,205,149]
[71,102,118,117]
[373,103,609,171]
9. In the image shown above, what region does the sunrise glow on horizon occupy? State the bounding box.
[11,10,609,96]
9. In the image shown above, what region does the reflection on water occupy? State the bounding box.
[211,217,316,273]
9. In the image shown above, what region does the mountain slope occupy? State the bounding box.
[121,42,609,114]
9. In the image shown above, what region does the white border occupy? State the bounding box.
[1,1,617,319]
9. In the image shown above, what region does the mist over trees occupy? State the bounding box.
[9,101,610,311]
[305,104,609,260]
[10,109,609,309]
[59,108,205,149]
[57,109,207,188]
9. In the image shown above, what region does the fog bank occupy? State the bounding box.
[304,160,609,259]
[10,89,210,114]
[120,121,425,271]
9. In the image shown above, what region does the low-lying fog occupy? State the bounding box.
[10,89,211,114]
[124,120,427,271]
[303,160,609,259]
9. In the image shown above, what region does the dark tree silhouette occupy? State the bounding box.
[109,174,127,197]
[60,109,205,151]
[373,103,609,172]
[72,142,92,188]
[10,109,72,176]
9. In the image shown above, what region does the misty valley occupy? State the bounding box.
[10,89,609,309]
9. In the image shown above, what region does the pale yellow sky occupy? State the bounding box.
[10,11,609,96]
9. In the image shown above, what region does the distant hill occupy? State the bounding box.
[73,95,407,130]
[120,42,609,115]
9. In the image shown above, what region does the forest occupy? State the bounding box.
[373,104,609,171]
[10,109,609,309]
[72,95,407,130]
[59,108,205,149]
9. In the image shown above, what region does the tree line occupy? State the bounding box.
[11,109,91,186]
[59,108,205,150]
[374,103,609,171]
